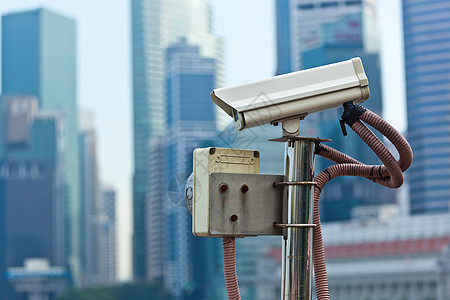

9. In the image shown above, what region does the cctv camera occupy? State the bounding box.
[211,57,369,131]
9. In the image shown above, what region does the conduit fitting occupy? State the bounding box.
[339,101,367,136]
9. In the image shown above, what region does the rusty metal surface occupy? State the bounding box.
[208,172,285,237]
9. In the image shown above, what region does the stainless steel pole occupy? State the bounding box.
[281,138,315,300]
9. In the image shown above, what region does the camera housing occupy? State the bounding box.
[211,57,369,131]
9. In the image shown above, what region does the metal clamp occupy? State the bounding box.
[273,223,316,228]
[273,181,317,187]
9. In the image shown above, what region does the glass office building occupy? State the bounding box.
[276,0,292,75]
[284,0,379,70]
[1,8,80,284]
[403,0,450,214]
[131,0,223,281]
[0,96,66,300]
[165,40,219,299]
[100,187,118,285]
[78,110,102,286]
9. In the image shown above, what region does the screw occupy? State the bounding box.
[209,148,216,155]
[254,151,260,158]
[241,184,249,193]
[219,183,228,192]
[230,215,238,222]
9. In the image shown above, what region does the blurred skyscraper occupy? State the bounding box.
[165,40,219,299]
[276,0,292,75]
[100,187,117,285]
[275,0,392,222]
[79,110,101,286]
[279,0,379,71]
[79,111,117,286]
[403,0,450,214]
[0,96,66,299]
[131,0,223,281]
[1,8,81,284]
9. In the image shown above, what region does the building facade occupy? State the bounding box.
[79,110,102,286]
[275,0,392,222]
[320,214,450,300]
[130,0,223,281]
[403,0,450,214]
[165,40,219,299]
[100,187,117,285]
[276,0,292,75]
[79,111,117,286]
[262,214,450,300]
[282,0,379,71]
[1,8,80,284]
[0,96,66,300]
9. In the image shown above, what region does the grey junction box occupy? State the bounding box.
[208,172,285,237]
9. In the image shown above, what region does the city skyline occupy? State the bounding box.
[0,0,406,282]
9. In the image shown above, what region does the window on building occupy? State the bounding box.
[9,163,18,176]
[298,3,314,10]
[321,1,338,8]
[345,0,362,6]
[38,163,46,175]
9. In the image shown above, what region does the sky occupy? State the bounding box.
[0,0,406,281]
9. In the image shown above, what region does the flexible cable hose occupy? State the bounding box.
[313,108,413,300]
[223,237,241,300]
[219,107,412,300]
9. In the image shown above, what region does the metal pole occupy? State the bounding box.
[281,138,315,300]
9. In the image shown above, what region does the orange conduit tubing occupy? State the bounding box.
[223,237,241,300]
[313,104,413,300]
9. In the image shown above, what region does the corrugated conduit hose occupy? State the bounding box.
[223,236,241,300]
[221,102,412,300]
[313,102,413,299]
